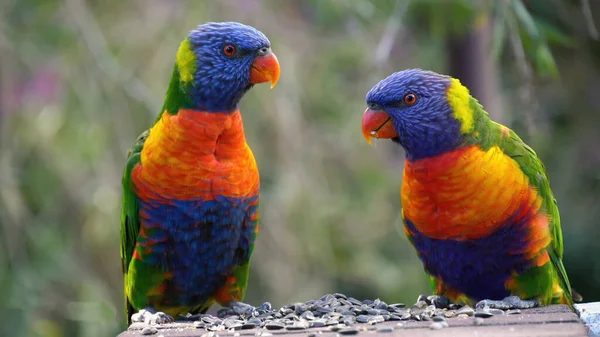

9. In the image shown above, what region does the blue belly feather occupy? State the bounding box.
[404,213,535,300]
[136,195,258,308]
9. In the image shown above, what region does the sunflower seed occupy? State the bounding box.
[339,327,359,335]
[429,322,444,330]
[474,311,494,318]
[456,306,474,316]
[141,326,158,335]
[377,327,393,333]
[265,321,284,330]
[473,317,485,326]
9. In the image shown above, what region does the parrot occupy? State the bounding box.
[360,69,580,309]
[120,22,280,325]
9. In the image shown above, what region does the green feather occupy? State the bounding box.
[462,97,573,306]
[161,64,194,117]
[120,129,147,325]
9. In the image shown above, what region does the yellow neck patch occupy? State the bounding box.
[176,39,196,84]
[446,78,474,134]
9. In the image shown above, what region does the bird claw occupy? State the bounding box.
[475,296,539,310]
[131,308,174,324]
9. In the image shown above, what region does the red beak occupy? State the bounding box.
[361,108,398,144]
[250,51,280,88]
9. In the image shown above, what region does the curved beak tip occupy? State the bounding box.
[361,108,398,145]
[362,129,373,145]
[250,51,280,88]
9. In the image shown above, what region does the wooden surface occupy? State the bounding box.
[575,302,600,337]
[118,304,590,337]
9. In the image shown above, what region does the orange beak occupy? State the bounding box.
[361,108,398,144]
[250,51,280,88]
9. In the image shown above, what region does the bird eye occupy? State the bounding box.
[404,93,417,105]
[223,44,237,56]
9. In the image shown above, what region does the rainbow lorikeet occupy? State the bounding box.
[120,22,280,325]
[361,69,580,309]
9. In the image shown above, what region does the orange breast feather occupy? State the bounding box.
[132,109,259,202]
[402,145,549,249]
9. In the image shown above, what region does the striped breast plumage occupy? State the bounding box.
[402,144,554,303]
[127,109,259,315]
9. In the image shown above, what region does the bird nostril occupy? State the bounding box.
[259,47,269,55]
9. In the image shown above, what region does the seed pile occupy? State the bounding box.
[179,293,522,333]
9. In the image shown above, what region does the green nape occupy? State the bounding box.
[461,96,501,151]
[157,64,194,120]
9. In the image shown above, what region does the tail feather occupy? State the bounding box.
[126,299,134,326]
[572,289,583,303]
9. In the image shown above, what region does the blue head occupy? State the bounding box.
[362,69,473,161]
[174,22,280,113]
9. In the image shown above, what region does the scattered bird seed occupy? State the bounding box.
[286,323,308,331]
[372,315,385,323]
[388,314,401,321]
[141,326,158,335]
[265,321,285,330]
[326,319,339,326]
[241,322,256,330]
[334,293,348,300]
[339,327,360,335]
[366,309,378,316]
[311,320,327,328]
[329,324,346,332]
[356,315,369,324]
[475,296,538,310]
[230,323,243,330]
[429,322,444,330]
[376,327,393,333]
[427,295,451,309]
[488,309,504,316]
[172,293,536,333]
[456,305,474,316]
[300,311,315,320]
[474,311,494,318]
[389,303,405,309]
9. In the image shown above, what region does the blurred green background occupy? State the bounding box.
[2,0,600,336]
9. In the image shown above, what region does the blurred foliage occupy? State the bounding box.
[1,1,600,336]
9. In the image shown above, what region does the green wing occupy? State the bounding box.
[493,122,573,305]
[120,130,149,324]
